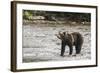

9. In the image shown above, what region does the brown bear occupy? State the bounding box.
[56,31,83,56]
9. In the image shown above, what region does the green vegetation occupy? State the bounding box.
[23,10,91,23]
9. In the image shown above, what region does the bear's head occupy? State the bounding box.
[55,31,70,42]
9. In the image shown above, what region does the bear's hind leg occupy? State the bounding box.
[75,45,81,54]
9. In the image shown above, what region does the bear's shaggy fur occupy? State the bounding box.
[56,31,83,56]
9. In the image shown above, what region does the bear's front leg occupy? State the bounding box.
[69,45,73,55]
[61,41,66,57]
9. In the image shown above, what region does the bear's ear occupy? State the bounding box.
[62,31,66,35]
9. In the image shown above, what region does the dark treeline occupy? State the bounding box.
[23,10,91,22]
